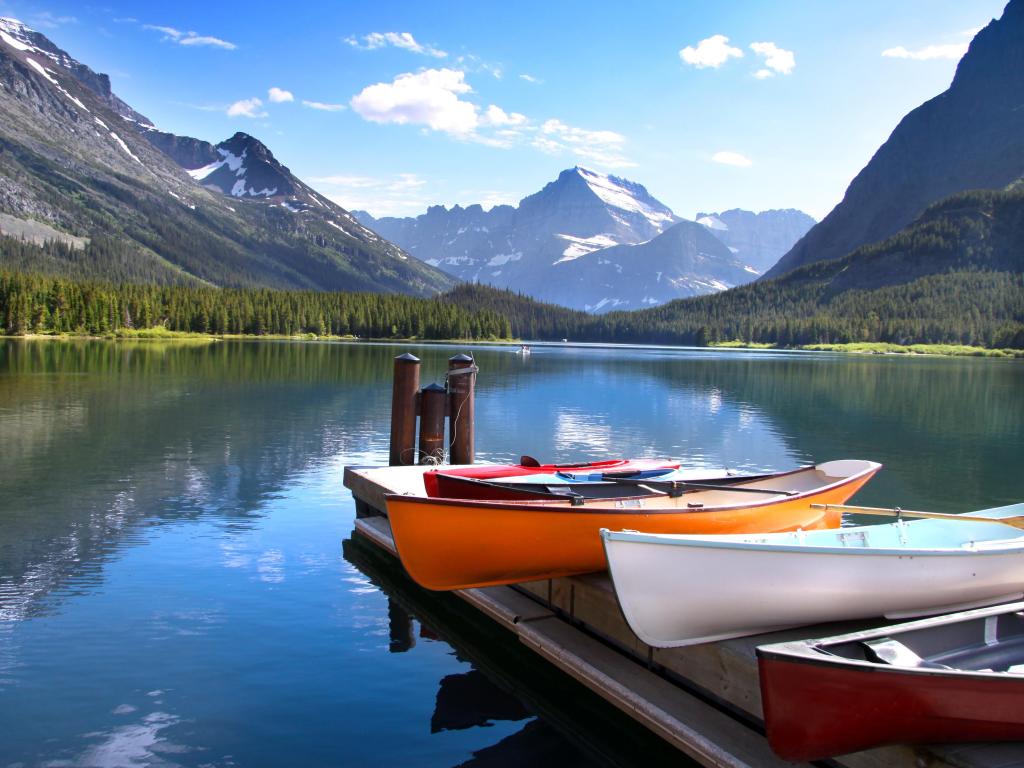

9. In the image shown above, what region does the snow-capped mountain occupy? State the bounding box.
[695,209,816,274]
[0,17,451,294]
[539,220,756,313]
[358,166,707,309]
[358,167,679,285]
[356,167,813,311]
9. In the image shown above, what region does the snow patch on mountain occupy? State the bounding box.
[554,232,620,262]
[24,57,56,84]
[109,132,141,163]
[576,167,675,228]
[697,214,728,231]
[0,27,31,52]
[487,251,522,266]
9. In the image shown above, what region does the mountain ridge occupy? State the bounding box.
[357,167,814,311]
[765,0,1024,278]
[0,17,453,295]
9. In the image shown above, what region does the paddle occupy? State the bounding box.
[811,503,1024,531]
[603,477,796,496]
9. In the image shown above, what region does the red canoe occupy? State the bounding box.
[421,457,679,497]
[757,601,1024,760]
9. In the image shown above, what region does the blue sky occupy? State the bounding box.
[0,1,1010,220]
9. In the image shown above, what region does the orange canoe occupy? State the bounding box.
[385,459,882,591]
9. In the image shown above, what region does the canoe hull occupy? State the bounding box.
[386,461,879,590]
[601,507,1024,647]
[758,654,1024,760]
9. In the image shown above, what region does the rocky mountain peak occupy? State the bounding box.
[0,16,149,123]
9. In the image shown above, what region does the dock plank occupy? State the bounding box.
[518,618,804,768]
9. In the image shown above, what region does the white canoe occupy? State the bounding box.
[601,503,1024,648]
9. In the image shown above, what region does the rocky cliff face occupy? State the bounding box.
[0,17,452,294]
[766,0,1024,278]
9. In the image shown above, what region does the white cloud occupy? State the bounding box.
[144,24,182,38]
[179,35,235,49]
[310,173,435,217]
[346,31,447,58]
[350,69,631,166]
[302,100,346,112]
[519,73,541,84]
[143,24,236,50]
[754,69,773,79]
[536,119,634,168]
[712,151,753,167]
[30,12,76,28]
[749,41,795,75]
[679,34,743,69]
[350,68,478,135]
[227,97,266,118]
[267,87,294,103]
[881,43,968,61]
[483,105,527,127]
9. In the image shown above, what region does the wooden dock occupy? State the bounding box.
[344,464,1024,768]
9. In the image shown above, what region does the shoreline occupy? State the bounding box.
[3,332,1022,359]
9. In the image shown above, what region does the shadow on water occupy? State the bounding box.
[343,534,692,768]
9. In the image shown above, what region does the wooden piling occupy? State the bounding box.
[389,353,420,466]
[447,353,476,465]
[418,382,447,464]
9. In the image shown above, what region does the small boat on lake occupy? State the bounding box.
[421,457,682,497]
[426,466,757,500]
[601,502,1024,648]
[757,601,1024,760]
[386,459,881,590]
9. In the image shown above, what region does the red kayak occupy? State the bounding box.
[421,457,679,497]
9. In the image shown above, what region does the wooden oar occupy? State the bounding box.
[812,503,1024,531]
[605,477,795,496]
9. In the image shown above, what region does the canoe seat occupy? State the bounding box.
[862,638,951,669]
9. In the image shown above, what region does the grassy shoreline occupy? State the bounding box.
[5,331,1022,358]
[710,340,1024,358]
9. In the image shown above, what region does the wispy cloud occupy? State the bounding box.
[267,87,294,103]
[881,42,968,60]
[227,97,266,118]
[519,73,542,84]
[679,34,743,69]
[350,67,632,167]
[27,11,76,28]
[534,119,633,168]
[143,24,236,50]
[749,41,795,77]
[310,173,436,217]
[712,150,753,167]
[302,100,346,112]
[345,31,447,58]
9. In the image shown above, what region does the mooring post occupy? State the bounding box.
[447,353,476,465]
[389,353,420,466]
[417,382,447,464]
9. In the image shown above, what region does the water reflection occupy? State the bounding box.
[0,339,1021,765]
[342,534,686,767]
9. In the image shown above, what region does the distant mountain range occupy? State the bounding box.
[0,17,452,294]
[696,209,817,274]
[766,0,1024,279]
[356,168,814,312]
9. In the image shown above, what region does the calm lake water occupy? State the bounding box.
[1,339,1022,767]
